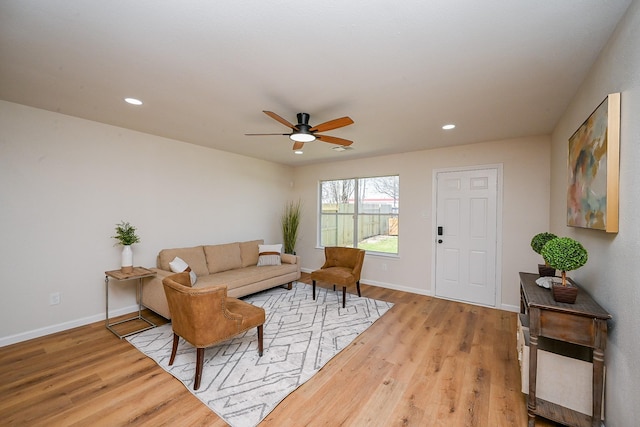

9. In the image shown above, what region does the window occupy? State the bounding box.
[319,175,399,254]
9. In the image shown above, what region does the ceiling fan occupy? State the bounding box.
[245,111,354,151]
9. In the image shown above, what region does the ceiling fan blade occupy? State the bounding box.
[292,141,304,150]
[316,134,353,146]
[309,116,354,133]
[245,133,290,136]
[263,111,298,130]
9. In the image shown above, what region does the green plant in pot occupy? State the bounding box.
[281,199,301,255]
[530,232,557,277]
[540,237,588,303]
[112,221,141,273]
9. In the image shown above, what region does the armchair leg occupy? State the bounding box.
[312,280,316,300]
[357,280,361,297]
[194,347,204,390]
[258,325,264,356]
[169,333,179,365]
[342,286,346,308]
[287,282,293,290]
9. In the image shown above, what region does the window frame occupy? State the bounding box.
[318,175,399,256]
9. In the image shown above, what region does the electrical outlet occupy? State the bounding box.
[381,263,388,271]
[50,292,61,305]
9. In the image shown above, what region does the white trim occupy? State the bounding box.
[360,278,433,296]
[317,175,400,254]
[501,303,520,313]
[0,304,138,347]
[430,164,504,309]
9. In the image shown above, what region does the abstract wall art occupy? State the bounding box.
[567,92,620,233]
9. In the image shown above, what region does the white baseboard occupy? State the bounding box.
[300,268,432,297]
[0,304,139,347]
[501,303,520,313]
[302,268,518,312]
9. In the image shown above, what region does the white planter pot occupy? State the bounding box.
[121,245,133,273]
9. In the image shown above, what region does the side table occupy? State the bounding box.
[105,267,157,338]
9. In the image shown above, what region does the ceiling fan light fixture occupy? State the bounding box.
[290,132,316,143]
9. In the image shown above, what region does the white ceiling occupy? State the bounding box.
[0,1,631,166]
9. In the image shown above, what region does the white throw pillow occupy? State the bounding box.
[169,256,197,285]
[257,244,282,266]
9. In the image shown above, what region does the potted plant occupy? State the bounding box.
[540,237,588,304]
[281,199,301,255]
[530,232,557,277]
[112,221,141,273]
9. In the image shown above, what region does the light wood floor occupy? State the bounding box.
[1,274,559,426]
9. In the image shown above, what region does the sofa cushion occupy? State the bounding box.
[158,246,208,277]
[204,242,242,274]
[168,256,197,286]
[196,264,297,291]
[257,243,282,266]
[239,239,263,267]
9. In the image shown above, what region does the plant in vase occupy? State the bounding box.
[530,232,557,276]
[281,199,301,255]
[112,221,141,273]
[540,237,588,303]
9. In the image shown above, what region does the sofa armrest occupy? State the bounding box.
[141,268,174,319]
[281,253,300,265]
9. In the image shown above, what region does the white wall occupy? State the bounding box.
[549,1,639,425]
[0,101,294,345]
[293,135,550,310]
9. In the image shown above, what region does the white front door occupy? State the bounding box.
[434,167,499,306]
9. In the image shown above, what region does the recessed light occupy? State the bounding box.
[294,150,304,155]
[332,146,353,152]
[124,97,143,106]
[442,124,455,130]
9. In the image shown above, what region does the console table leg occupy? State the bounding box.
[528,310,540,426]
[592,348,605,427]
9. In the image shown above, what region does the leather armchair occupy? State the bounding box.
[162,272,265,390]
[310,247,365,308]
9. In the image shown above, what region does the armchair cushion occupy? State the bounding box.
[310,266,356,287]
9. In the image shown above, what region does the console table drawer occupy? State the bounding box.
[539,310,595,347]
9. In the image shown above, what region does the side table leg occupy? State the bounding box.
[137,278,142,318]
[105,275,109,327]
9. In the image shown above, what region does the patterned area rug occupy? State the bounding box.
[127,282,393,427]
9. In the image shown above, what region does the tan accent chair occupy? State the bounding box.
[310,247,366,308]
[162,272,265,390]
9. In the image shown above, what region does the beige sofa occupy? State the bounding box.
[141,239,300,319]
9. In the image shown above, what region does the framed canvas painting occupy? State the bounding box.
[567,92,620,233]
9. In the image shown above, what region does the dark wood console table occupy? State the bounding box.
[519,272,611,427]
